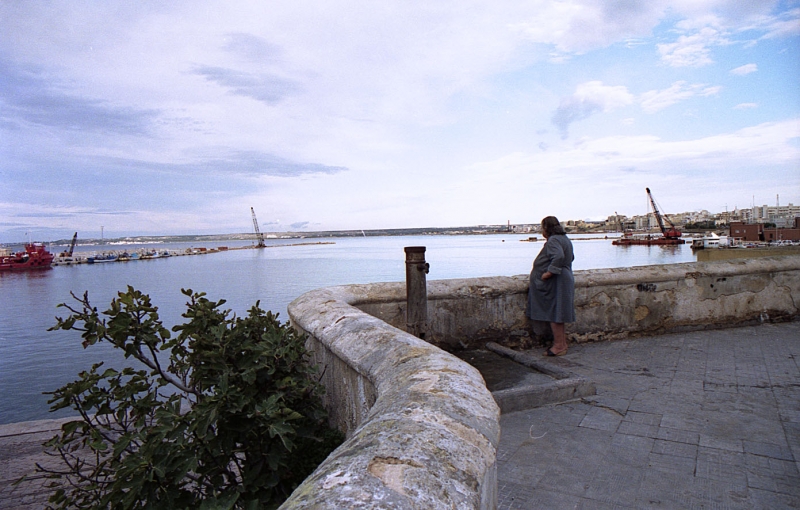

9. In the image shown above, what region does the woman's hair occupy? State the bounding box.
[541,216,566,236]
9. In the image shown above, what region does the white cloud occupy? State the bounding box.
[551,81,634,137]
[443,119,800,223]
[657,26,725,67]
[734,103,758,109]
[730,63,758,75]
[639,81,721,113]
[511,1,668,54]
[755,7,800,39]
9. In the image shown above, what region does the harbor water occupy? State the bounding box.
[0,234,696,424]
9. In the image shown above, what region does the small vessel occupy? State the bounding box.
[691,232,728,250]
[613,188,685,246]
[87,253,119,264]
[0,243,55,271]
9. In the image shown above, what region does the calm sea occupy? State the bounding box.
[0,234,695,424]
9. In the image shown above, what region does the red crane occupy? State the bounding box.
[646,188,682,240]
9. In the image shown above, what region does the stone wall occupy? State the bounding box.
[356,256,800,348]
[283,286,501,509]
[282,256,799,508]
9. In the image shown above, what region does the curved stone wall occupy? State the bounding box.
[282,256,799,508]
[283,285,501,509]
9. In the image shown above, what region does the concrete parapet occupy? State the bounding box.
[283,255,798,508]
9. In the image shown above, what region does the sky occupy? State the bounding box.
[1,1,799,242]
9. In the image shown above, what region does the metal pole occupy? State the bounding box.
[405,246,429,339]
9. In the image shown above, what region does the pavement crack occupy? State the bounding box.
[580,398,625,417]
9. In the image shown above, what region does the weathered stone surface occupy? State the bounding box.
[356,256,800,347]
[284,285,500,509]
[283,255,799,509]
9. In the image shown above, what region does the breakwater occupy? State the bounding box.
[51,241,335,266]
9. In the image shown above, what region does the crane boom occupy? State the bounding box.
[250,207,266,248]
[59,232,78,258]
[67,232,77,256]
[645,188,681,239]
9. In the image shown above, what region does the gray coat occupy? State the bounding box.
[527,234,575,323]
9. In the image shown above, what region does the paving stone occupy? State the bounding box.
[647,451,697,476]
[695,447,748,485]
[584,468,645,507]
[743,439,794,460]
[656,426,700,445]
[652,439,698,458]
[579,407,623,431]
[748,487,800,510]
[699,434,744,453]
[617,420,660,438]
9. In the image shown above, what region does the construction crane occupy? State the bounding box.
[646,188,682,240]
[59,232,78,258]
[250,207,266,248]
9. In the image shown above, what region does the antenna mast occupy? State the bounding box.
[251,207,266,248]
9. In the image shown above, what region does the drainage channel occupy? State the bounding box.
[454,342,596,413]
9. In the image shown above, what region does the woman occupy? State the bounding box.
[527,216,575,356]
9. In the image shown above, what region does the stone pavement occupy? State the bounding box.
[497,321,800,509]
[2,322,798,509]
[0,418,70,509]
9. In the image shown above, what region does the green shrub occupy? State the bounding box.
[38,287,343,509]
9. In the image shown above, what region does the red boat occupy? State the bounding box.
[0,243,55,271]
[613,188,685,246]
[613,233,685,246]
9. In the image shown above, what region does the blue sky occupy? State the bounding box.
[1,1,798,242]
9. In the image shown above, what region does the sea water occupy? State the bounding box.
[0,233,695,424]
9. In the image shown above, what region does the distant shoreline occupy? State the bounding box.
[10,225,738,248]
[26,226,541,247]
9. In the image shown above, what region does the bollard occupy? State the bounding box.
[404,246,429,339]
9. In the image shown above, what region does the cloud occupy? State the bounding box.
[657,27,725,67]
[0,59,159,135]
[734,103,758,110]
[551,81,633,138]
[730,63,757,75]
[289,221,310,230]
[639,81,721,113]
[192,66,300,104]
[466,119,800,189]
[756,7,800,39]
[190,150,347,177]
[222,33,283,63]
[511,1,667,54]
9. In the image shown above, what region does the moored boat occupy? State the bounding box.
[691,232,728,250]
[613,188,685,246]
[0,243,55,271]
[613,233,685,246]
[87,253,119,264]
